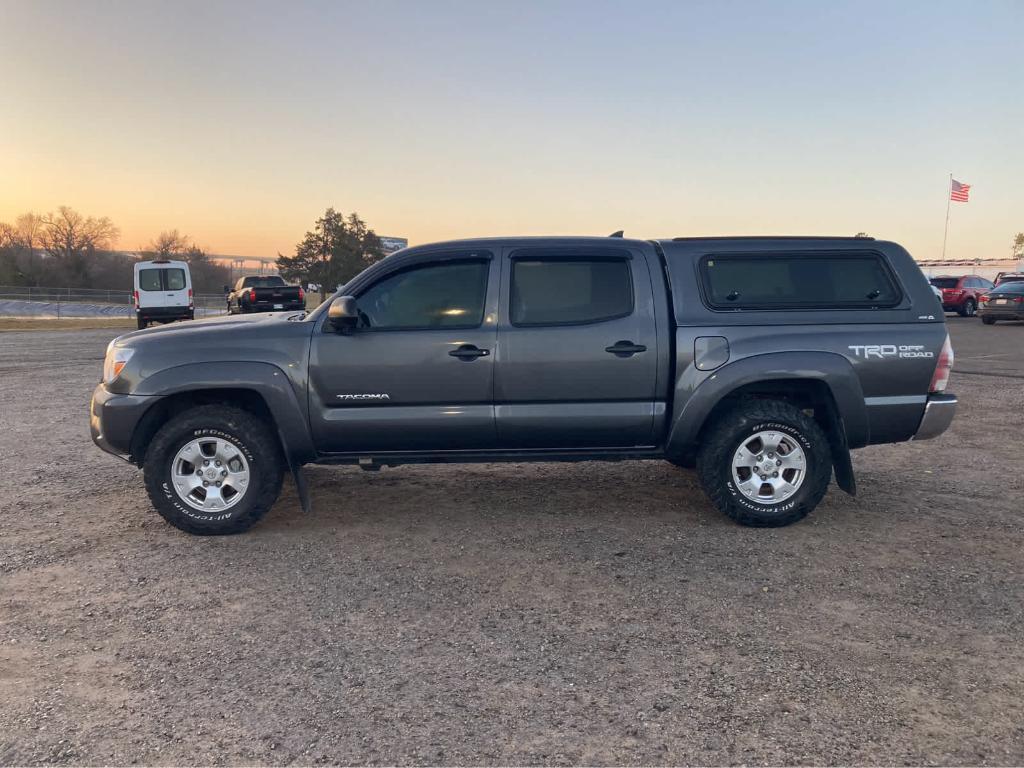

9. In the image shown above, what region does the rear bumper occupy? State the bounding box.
[138,306,193,320]
[978,307,1024,321]
[90,383,159,460]
[912,394,957,441]
[245,302,305,312]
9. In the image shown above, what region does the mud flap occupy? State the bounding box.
[288,461,312,514]
[823,407,856,497]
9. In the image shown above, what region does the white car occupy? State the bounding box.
[133,259,194,329]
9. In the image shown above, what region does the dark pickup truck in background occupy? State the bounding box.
[225,275,305,314]
[92,235,956,535]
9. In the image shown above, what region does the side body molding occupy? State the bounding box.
[666,351,869,453]
[133,361,317,466]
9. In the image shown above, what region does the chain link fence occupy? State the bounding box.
[0,285,228,318]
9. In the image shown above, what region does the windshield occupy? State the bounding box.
[929,278,959,289]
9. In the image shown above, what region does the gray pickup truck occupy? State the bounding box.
[91,235,956,535]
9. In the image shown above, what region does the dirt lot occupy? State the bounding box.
[0,318,1022,765]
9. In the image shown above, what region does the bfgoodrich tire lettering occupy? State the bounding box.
[143,405,284,535]
[697,399,832,527]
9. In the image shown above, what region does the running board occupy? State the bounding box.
[318,446,665,468]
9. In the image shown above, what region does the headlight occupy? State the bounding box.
[103,343,134,384]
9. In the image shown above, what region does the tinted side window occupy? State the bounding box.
[511,259,633,325]
[980,278,994,289]
[164,269,186,290]
[356,260,489,330]
[702,253,901,309]
[138,269,162,291]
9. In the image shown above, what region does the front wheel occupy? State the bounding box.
[982,316,996,325]
[697,400,832,527]
[143,405,284,535]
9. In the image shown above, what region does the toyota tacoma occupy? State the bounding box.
[91,235,957,535]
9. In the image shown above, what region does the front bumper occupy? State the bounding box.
[912,394,957,441]
[90,383,159,461]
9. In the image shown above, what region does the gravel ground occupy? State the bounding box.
[0,318,1022,765]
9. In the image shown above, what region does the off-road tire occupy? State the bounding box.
[143,405,284,535]
[959,299,976,317]
[696,399,832,527]
[982,316,996,325]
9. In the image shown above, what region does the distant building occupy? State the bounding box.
[379,236,408,255]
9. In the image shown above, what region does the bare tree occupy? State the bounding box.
[138,230,230,293]
[144,230,191,259]
[40,206,120,286]
[8,213,46,284]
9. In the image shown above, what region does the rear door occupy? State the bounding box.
[161,265,190,308]
[136,266,166,310]
[494,246,659,448]
[308,252,499,453]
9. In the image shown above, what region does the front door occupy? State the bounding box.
[309,254,499,453]
[494,247,659,448]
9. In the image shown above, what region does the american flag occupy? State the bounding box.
[950,179,971,202]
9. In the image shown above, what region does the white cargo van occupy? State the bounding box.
[133,260,194,329]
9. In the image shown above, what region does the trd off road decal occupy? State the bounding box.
[848,344,934,360]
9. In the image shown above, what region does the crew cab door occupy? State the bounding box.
[494,246,659,447]
[308,252,499,453]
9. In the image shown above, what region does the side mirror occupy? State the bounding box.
[328,296,359,333]
[222,285,230,294]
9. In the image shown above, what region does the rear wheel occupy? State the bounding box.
[982,316,996,325]
[959,299,976,317]
[697,399,832,527]
[136,317,147,330]
[143,405,284,535]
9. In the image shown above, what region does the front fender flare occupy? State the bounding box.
[666,351,869,453]
[133,361,316,465]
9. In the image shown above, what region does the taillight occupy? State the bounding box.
[249,288,257,302]
[133,290,139,308]
[298,287,305,301]
[945,289,962,297]
[188,288,194,309]
[929,334,954,393]
[1014,297,1024,304]
[979,294,989,303]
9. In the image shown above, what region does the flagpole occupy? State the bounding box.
[941,172,952,260]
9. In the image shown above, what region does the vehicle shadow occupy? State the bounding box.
[258,461,733,534]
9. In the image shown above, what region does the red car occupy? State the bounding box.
[928,274,994,317]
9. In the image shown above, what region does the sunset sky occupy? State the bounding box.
[2,0,1021,260]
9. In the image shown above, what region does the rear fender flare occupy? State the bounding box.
[666,351,868,453]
